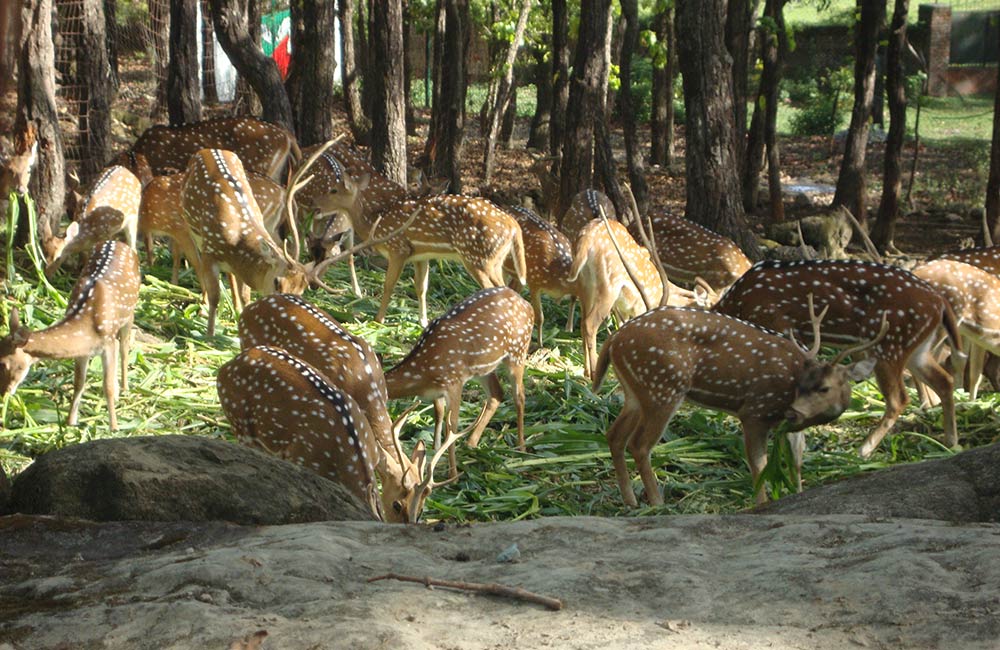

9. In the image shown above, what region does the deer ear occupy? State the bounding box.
[353,172,370,194]
[7,307,20,333]
[846,357,877,381]
[64,220,79,241]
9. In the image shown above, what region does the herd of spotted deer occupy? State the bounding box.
[2,116,999,523]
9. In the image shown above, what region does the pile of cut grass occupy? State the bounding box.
[2,229,998,521]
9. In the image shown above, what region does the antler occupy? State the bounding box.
[839,206,884,264]
[788,293,830,359]
[623,183,672,308]
[597,204,656,312]
[832,312,890,365]
[284,135,345,263]
[414,415,469,496]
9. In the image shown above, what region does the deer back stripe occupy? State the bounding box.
[64,241,119,320]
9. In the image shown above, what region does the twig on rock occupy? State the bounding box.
[367,572,564,611]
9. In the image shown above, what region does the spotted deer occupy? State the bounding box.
[181,148,334,336]
[912,259,1000,400]
[238,294,438,523]
[45,165,142,277]
[570,218,703,379]
[714,259,964,457]
[306,159,527,325]
[560,188,617,241]
[637,211,752,291]
[384,287,534,477]
[593,301,885,506]
[0,123,38,197]
[0,241,140,430]
[129,116,300,181]
[504,205,578,345]
[217,345,385,520]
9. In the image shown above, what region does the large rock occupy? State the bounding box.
[756,442,1000,522]
[3,435,374,524]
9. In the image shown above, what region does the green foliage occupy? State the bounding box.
[787,65,852,136]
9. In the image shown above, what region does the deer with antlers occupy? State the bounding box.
[384,287,534,477]
[238,294,443,523]
[713,259,964,458]
[593,300,885,506]
[0,241,140,430]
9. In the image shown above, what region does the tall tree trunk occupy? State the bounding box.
[339,0,370,142]
[149,0,169,119]
[618,0,649,219]
[14,0,65,255]
[358,0,375,119]
[168,0,202,125]
[287,0,337,146]
[549,0,569,158]
[403,3,416,135]
[557,0,612,223]
[677,0,758,258]
[201,0,218,104]
[650,4,677,168]
[370,0,408,185]
[986,25,1000,244]
[726,0,759,175]
[527,43,552,149]
[871,0,909,252]
[104,0,119,89]
[763,2,787,225]
[424,0,470,193]
[211,0,294,131]
[81,0,113,175]
[483,0,532,184]
[833,0,886,225]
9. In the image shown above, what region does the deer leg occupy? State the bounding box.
[966,344,986,401]
[565,297,577,333]
[118,320,132,395]
[413,260,430,326]
[204,260,222,337]
[432,397,446,449]
[376,257,407,323]
[444,385,463,479]
[101,343,119,431]
[859,360,909,459]
[626,396,682,507]
[346,230,362,298]
[68,357,89,427]
[787,430,805,493]
[511,363,526,451]
[170,240,182,285]
[741,420,771,505]
[581,292,615,379]
[605,402,643,508]
[907,348,958,449]
[984,353,1000,392]
[466,373,503,449]
[531,290,545,348]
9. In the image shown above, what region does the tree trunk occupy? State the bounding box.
[201,0,218,105]
[339,0,370,142]
[726,0,759,174]
[557,0,612,223]
[550,0,569,158]
[618,0,649,219]
[404,4,416,135]
[832,0,886,225]
[871,0,909,252]
[370,0,408,185]
[483,0,532,184]
[287,0,337,146]
[501,84,517,146]
[650,5,677,168]
[14,0,65,255]
[677,0,758,258]
[527,43,552,149]
[104,0,119,89]
[80,0,113,176]
[210,0,294,131]
[986,25,1000,244]
[424,0,470,193]
[149,0,169,119]
[168,0,201,125]
[358,0,375,119]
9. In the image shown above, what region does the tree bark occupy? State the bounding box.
[80,0,113,176]
[424,0,470,193]
[527,43,552,149]
[370,0,408,185]
[404,3,416,135]
[201,0,218,104]
[677,0,758,258]
[358,0,375,119]
[549,0,569,158]
[618,0,649,219]
[483,0,532,184]
[726,0,760,174]
[986,17,1000,243]
[149,0,169,119]
[832,0,886,225]
[338,0,370,142]
[104,0,119,89]
[557,0,612,223]
[168,0,202,125]
[210,0,294,131]
[650,5,677,168]
[14,0,65,254]
[871,0,909,252]
[287,0,338,146]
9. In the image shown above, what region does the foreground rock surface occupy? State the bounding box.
[1,513,998,649]
[3,435,372,524]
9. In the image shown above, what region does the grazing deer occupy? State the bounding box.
[217,345,385,520]
[181,148,332,336]
[912,259,1000,400]
[593,302,884,506]
[504,205,578,345]
[129,116,300,181]
[714,259,964,457]
[308,159,527,325]
[0,241,140,430]
[384,287,534,477]
[0,123,38,197]
[45,165,142,277]
[238,294,438,522]
[570,218,703,379]
[560,188,617,241]
[638,211,752,291]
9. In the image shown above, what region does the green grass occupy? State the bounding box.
[3,204,999,522]
[784,0,1000,27]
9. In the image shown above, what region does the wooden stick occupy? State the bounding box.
[367,572,564,611]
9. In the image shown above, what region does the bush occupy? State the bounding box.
[788,65,852,136]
